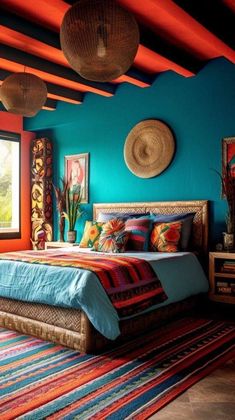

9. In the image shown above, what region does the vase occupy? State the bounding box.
[67,230,77,243]
[223,232,234,251]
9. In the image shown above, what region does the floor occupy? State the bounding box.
[149,351,235,419]
[149,302,235,419]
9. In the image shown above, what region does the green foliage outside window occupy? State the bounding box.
[0,141,12,228]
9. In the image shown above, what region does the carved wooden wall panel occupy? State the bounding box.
[31,138,53,250]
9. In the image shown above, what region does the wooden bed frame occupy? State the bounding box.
[0,200,209,353]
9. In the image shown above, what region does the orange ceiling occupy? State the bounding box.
[0,58,113,97]
[0,0,234,111]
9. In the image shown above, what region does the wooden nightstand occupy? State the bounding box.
[45,241,79,250]
[209,251,235,304]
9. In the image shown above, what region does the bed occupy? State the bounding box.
[0,200,209,353]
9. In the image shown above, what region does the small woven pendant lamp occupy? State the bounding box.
[0,72,47,117]
[60,0,139,82]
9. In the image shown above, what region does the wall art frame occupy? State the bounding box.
[64,152,89,203]
[222,136,235,198]
[222,136,235,171]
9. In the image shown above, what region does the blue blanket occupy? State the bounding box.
[0,251,208,339]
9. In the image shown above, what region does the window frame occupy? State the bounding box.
[0,130,21,240]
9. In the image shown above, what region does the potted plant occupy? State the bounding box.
[62,184,83,243]
[218,164,235,250]
[53,179,68,242]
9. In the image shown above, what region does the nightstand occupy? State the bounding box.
[45,241,79,250]
[209,251,235,304]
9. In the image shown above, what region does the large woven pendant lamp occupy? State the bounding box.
[60,0,139,82]
[0,72,47,117]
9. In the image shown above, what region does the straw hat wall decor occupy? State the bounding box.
[124,119,175,178]
[60,0,139,82]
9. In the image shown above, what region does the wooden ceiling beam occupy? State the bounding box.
[139,23,203,74]
[0,98,57,113]
[0,70,83,105]
[2,0,233,83]
[0,10,60,48]
[223,0,235,14]
[0,21,152,88]
[118,0,235,63]
[0,0,68,32]
[46,82,83,104]
[0,0,198,79]
[0,58,112,97]
[0,69,83,102]
[0,25,69,68]
[0,45,115,97]
[174,0,235,51]
[113,67,152,87]
[43,99,57,111]
[135,45,194,77]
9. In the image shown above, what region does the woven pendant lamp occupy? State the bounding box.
[0,72,47,117]
[60,0,139,82]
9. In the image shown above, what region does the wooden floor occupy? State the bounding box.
[150,359,235,419]
[150,301,235,419]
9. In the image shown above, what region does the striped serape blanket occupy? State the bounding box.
[0,250,167,317]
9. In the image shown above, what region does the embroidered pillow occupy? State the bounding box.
[79,221,103,248]
[97,219,129,253]
[125,217,152,251]
[150,221,182,252]
[151,212,195,250]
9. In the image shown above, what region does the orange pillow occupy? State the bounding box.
[150,221,182,252]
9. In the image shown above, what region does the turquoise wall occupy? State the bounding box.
[24,58,235,246]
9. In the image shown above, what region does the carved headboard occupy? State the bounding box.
[93,200,209,255]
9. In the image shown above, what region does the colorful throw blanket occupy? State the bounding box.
[0,250,167,317]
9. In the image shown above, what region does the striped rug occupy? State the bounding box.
[0,318,234,419]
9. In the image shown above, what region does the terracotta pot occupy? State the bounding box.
[67,230,77,243]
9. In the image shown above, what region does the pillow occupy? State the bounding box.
[125,217,152,251]
[97,211,150,223]
[150,221,182,252]
[79,221,104,248]
[96,219,129,253]
[151,212,195,250]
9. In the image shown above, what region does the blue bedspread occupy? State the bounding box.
[0,250,208,340]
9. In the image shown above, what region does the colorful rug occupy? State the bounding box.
[0,318,234,419]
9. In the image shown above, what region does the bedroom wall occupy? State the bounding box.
[0,112,35,252]
[24,58,235,246]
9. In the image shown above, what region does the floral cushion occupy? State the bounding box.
[96,219,129,253]
[79,221,103,248]
[125,217,152,251]
[150,221,182,252]
[150,212,195,250]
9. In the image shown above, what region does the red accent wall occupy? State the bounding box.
[0,111,35,252]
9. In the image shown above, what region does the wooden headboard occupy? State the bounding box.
[93,200,209,255]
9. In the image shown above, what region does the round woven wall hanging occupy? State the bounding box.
[124,119,175,178]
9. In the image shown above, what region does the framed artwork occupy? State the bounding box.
[64,153,89,203]
[222,137,235,173]
[222,137,235,199]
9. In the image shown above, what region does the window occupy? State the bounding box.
[0,131,21,239]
